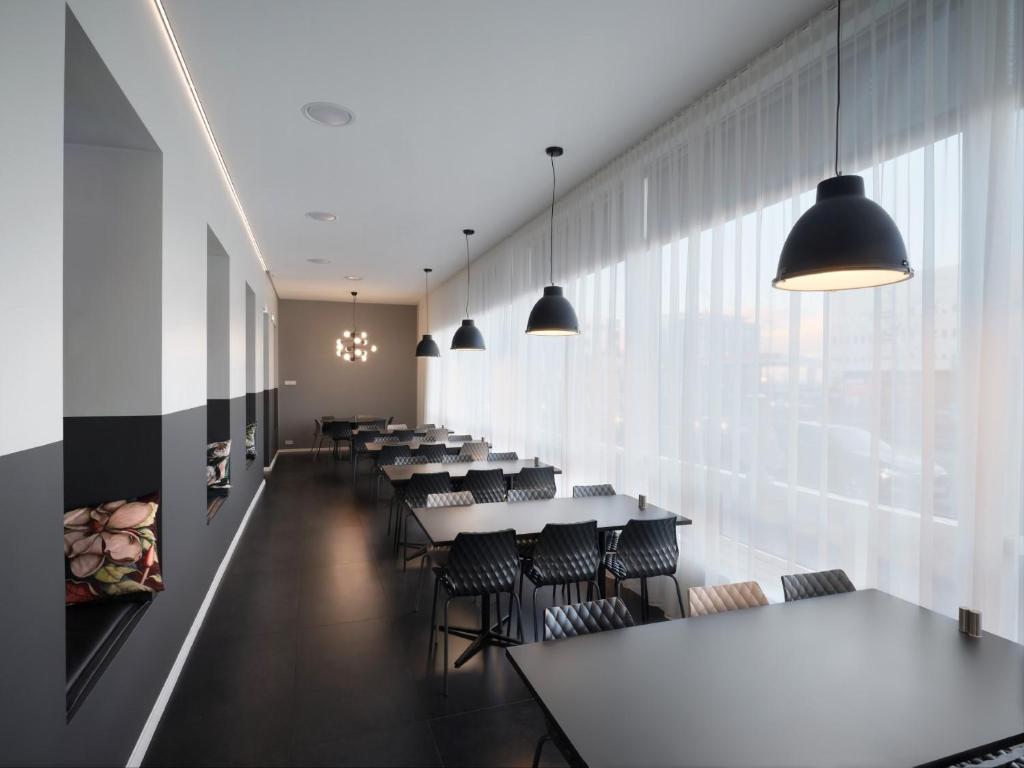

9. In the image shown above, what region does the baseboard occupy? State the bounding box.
[125,480,266,768]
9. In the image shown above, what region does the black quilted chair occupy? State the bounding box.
[393,455,429,466]
[781,568,856,602]
[441,454,472,464]
[397,472,452,564]
[352,429,380,477]
[603,517,685,622]
[513,466,557,495]
[324,420,353,460]
[523,521,602,641]
[376,444,412,527]
[460,469,506,504]
[573,483,617,550]
[447,434,472,442]
[391,429,416,442]
[414,442,447,463]
[508,487,554,502]
[487,451,518,461]
[428,529,523,695]
[531,597,635,768]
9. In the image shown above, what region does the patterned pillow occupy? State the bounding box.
[245,423,257,461]
[64,495,164,605]
[207,439,231,490]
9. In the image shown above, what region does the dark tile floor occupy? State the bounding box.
[144,453,587,767]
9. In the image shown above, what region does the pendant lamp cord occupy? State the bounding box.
[549,153,557,285]
[424,271,430,322]
[834,0,842,177]
[464,233,471,318]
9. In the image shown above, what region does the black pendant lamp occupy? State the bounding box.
[450,229,486,351]
[415,267,440,358]
[773,0,912,291]
[526,147,579,335]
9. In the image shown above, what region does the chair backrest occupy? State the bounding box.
[531,521,601,585]
[441,454,472,464]
[393,455,429,466]
[487,451,518,461]
[388,423,408,430]
[543,597,634,641]
[391,429,415,442]
[426,490,474,508]
[573,483,615,498]
[353,429,380,449]
[404,471,453,508]
[414,443,447,463]
[378,444,412,465]
[950,742,1024,768]
[373,419,389,430]
[780,569,855,602]
[461,469,506,504]
[314,418,322,436]
[416,423,436,430]
[459,441,489,461]
[372,435,400,443]
[325,421,353,439]
[614,517,679,578]
[513,466,556,495]
[507,487,554,502]
[423,428,450,443]
[688,581,768,617]
[447,434,472,442]
[444,529,519,596]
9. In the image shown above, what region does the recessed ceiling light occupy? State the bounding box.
[307,258,331,264]
[301,102,354,127]
[345,275,363,281]
[305,211,337,222]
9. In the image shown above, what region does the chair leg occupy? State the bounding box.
[669,574,686,618]
[532,734,549,768]
[443,598,452,697]
[533,585,542,643]
[427,573,440,656]
[511,591,524,643]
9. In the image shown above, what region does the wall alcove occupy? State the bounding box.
[206,227,231,522]
[62,8,163,719]
[245,282,258,467]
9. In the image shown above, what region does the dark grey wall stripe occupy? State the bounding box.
[0,399,269,765]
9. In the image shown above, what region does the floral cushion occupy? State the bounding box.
[207,439,231,490]
[245,423,257,460]
[64,495,164,605]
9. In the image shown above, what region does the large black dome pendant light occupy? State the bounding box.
[415,267,440,358]
[450,229,486,351]
[773,0,912,291]
[526,146,580,335]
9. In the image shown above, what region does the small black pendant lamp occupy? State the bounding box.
[450,229,486,351]
[415,267,440,358]
[773,0,912,291]
[526,146,580,335]
[524,147,581,333]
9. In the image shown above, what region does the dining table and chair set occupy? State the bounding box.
[309,414,1024,768]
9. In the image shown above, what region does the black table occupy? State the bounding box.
[412,494,689,546]
[383,459,560,488]
[506,589,1024,768]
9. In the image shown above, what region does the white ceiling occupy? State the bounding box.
[164,0,829,305]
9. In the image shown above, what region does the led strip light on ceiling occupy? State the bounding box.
[152,0,271,277]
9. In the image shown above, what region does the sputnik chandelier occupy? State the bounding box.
[336,291,378,362]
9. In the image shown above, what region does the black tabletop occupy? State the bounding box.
[412,494,688,546]
[383,459,560,487]
[506,589,1024,768]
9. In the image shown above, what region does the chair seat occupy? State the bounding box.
[603,551,674,579]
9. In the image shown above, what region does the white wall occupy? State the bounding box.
[0,0,278,460]
[0,0,65,456]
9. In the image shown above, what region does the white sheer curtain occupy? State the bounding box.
[422,0,1024,640]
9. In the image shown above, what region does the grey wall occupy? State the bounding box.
[64,143,162,417]
[278,299,417,448]
[207,228,230,399]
